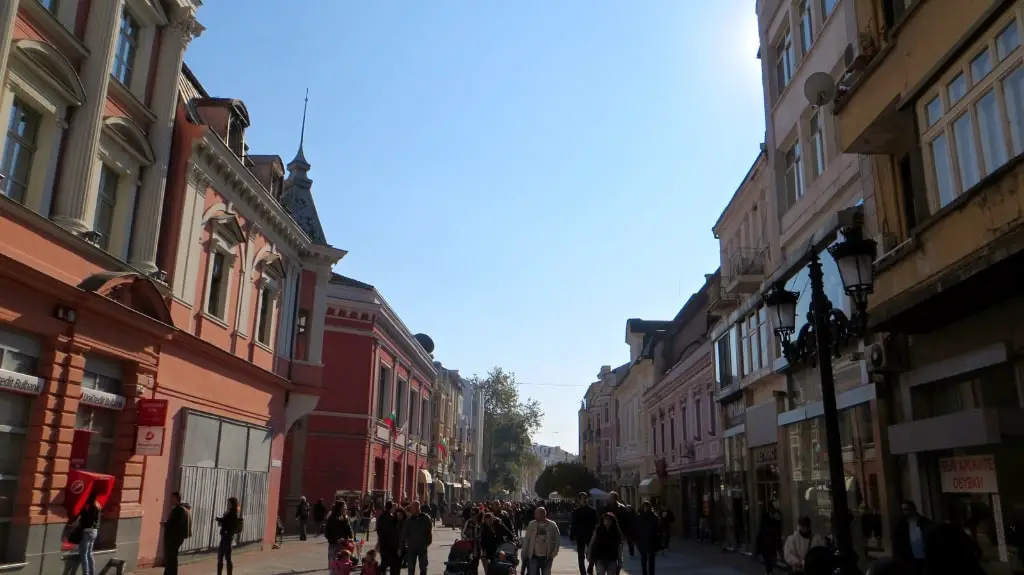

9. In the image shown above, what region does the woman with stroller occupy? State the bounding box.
[480,512,516,572]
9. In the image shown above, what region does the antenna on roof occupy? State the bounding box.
[300,88,309,149]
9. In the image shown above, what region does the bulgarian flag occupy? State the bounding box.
[437,439,448,458]
[383,412,397,431]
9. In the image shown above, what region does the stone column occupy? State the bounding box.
[51,0,125,234]
[0,0,18,86]
[307,267,330,365]
[128,11,203,273]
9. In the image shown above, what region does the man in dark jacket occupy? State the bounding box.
[893,501,933,575]
[376,502,401,575]
[313,498,327,536]
[295,496,310,541]
[570,492,598,575]
[162,492,191,575]
[399,501,433,575]
[601,492,635,556]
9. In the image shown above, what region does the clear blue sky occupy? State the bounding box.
[187,1,765,452]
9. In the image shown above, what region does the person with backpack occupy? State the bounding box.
[162,491,192,575]
[215,497,241,575]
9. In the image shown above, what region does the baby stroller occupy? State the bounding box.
[444,538,476,575]
[487,541,519,575]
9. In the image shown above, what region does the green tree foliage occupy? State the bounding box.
[475,367,543,492]
[534,462,602,500]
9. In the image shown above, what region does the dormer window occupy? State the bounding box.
[228,117,245,158]
[271,175,283,200]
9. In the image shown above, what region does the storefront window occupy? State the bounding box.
[786,403,888,561]
[0,327,41,563]
[724,435,750,547]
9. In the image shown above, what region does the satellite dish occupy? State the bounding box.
[414,333,435,354]
[804,72,837,107]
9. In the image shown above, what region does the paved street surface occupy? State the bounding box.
[137,525,767,575]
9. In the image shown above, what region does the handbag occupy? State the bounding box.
[66,517,84,545]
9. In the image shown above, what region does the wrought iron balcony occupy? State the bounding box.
[723,248,767,295]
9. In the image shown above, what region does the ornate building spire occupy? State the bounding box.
[288,88,311,174]
[282,89,326,244]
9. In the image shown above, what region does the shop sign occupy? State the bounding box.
[939,455,998,494]
[753,444,778,466]
[137,399,168,426]
[80,388,125,410]
[0,367,44,396]
[134,426,165,456]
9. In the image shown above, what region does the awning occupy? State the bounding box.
[637,477,661,495]
[419,469,433,484]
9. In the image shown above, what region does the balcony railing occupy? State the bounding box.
[723,248,767,295]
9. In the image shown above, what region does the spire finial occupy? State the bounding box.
[290,89,310,169]
[299,88,308,150]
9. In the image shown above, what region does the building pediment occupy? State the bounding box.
[78,272,174,326]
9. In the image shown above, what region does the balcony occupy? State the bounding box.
[707,285,740,316]
[835,0,995,154]
[722,248,766,295]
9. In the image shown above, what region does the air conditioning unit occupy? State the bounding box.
[867,334,908,373]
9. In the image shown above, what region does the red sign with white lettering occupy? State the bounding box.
[137,399,168,427]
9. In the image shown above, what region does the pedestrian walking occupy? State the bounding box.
[161,491,191,575]
[782,516,826,574]
[325,501,354,571]
[755,501,783,574]
[570,492,597,575]
[314,498,328,536]
[633,501,662,575]
[587,512,624,575]
[399,501,432,575]
[523,506,560,575]
[215,497,241,575]
[376,502,402,575]
[76,490,102,575]
[296,496,311,541]
[893,501,932,575]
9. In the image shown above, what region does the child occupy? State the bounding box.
[330,549,353,575]
[362,549,379,575]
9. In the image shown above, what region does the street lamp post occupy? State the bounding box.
[764,222,877,575]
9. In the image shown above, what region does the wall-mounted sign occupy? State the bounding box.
[134,426,165,456]
[81,388,125,410]
[940,455,998,494]
[271,460,282,468]
[753,444,778,466]
[0,368,44,396]
[137,399,168,426]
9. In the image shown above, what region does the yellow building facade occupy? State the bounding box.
[838,1,1024,572]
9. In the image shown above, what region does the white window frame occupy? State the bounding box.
[784,137,805,204]
[94,123,149,259]
[809,109,825,178]
[746,312,761,374]
[203,231,238,323]
[114,0,165,101]
[820,0,838,22]
[799,0,814,57]
[775,27,794,95]
[0,55,76,216]
[918,10,1024,213]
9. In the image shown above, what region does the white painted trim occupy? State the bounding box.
[777,383,876,426]
[904,342,1008,389]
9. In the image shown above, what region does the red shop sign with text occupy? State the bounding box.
[137,399,169,427]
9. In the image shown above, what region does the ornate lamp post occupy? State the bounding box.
[764,223,877,575]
